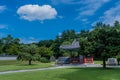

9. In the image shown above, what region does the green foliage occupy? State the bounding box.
[88,22,120,68]
[116,55,120,60]
[63,52,70,57]
[0,39,3,54]
[61,30,76,41]
[62,41,71,45]
[40,57,50,63]
[0,21,120,68]
[0,35,20,55]
[17,44,40,65]
[38,47,53,58]
[116,54,120,65]
[6,44,19,55]
[37,40,54,47]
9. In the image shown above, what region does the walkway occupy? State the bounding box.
[0,66,67,75]
[0,64,119,75]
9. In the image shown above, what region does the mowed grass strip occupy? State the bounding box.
[0,68,120,80]
[0,60,54,72]
[94,60,103,64]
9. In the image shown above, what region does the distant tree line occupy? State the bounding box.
[0,21,120,68]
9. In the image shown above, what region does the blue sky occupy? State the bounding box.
[0,0,119,43]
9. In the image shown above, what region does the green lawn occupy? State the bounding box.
[0,60,54,72]
[0,68,120,80]
[94,60,103,64]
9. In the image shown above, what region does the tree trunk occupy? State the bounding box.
[118,60,120,65]
[103,57,106,68]
[29,59,32,65]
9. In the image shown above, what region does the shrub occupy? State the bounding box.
[40,57,50,63]
[116,55,120,65]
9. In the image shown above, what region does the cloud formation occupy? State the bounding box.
[100,4,120,25]
[17,4,57,21]
[0,5,6,13]
[20,37,39,44]
[77,0,110,17]
[0,25,7,29]
[51,0,80,5]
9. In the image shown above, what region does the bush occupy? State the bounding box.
[116,55,120,65]
[40,57,50,63]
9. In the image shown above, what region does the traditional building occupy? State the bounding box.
[59,39,93,64]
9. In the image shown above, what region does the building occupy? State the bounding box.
[59,39,93,64]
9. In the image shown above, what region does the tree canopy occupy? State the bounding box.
[0,21,120,67]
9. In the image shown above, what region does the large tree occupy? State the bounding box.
[17,44,40,65]
[88,22,120,68]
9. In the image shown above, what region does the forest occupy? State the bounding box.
[0,21,120,68]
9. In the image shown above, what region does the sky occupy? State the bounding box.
[0,0,119,43]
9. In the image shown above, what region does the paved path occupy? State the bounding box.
[0,64,100,75]
[0,64,119,75]
[0,66,68,75]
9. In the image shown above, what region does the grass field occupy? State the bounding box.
[0,60,54,72]
[0,68,120,80]
[0,60,103,72]
[94,60,103,64]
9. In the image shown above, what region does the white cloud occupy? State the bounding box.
[51,0,110,21]
[58,16,63,19]
[51,0,78,5]
[29,37,35,40]
[52,0,110,5]
[99,4,120,25]
[81,18,88,22]
[17,4,57,21]
[0,25,7,29]
[0,5,6,13]
[20,37,39,44]
[77,0,110,17]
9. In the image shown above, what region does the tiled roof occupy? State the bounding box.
[60,39,80,50]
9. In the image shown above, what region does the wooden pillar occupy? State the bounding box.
[83,56,86,63]
[91,55,93,63]
[78,54,80,64]
[70,52,72,63]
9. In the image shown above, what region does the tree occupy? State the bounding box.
[60,30,76,42]
[37,40,54,48]
[90,26,110,68]
[1,35,20,55]
[114,21,120,27]
[89,22,120,68]
[17,44,40,65]
[38,46,53,59]
[6,38,20,55]
[116,54,120,65]
[2,35,13,54]
[0,39,3,54]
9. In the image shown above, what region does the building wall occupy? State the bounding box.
[0,57,17,60]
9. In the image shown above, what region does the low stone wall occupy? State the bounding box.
[0,56,17,60]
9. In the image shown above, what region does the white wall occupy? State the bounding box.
[0,57,17,60]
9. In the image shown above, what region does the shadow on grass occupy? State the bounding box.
[16,64,39,66]
[58,67,120,80]
[0,60,41,66]
[0,60,18,66]
[68,67,116,70]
